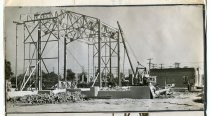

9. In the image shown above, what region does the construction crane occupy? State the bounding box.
[117,21,173,98]
[117,21,153,86]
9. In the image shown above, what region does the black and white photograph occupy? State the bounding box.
[4,5,206,113]
[5,112,205,116]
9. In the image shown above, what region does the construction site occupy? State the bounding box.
[5,7,205,112]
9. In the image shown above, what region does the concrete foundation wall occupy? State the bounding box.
[81,91,92,97]
[7,91,38,98]
[7,86,151,99]
[130,86,151,99]
[38,90,52,95]
[98,91,131,98]
[52,89,66,94]
[81,86,151,99]
[66,88,81,92]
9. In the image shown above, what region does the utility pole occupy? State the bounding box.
[147,58,153,71]
[174,62,180,68]
[160,64,164,69]
[151,63,157,69]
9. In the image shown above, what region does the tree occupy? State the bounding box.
[120,72,125,82]
[42,71,59,89]
[66,69,76,81]
[10,74,28,90]
[5,60,13,80]
[78,71,87,83]
[107,73,117,87]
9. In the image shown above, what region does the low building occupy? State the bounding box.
[150,68,196,88]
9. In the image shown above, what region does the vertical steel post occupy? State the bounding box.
[93,44,95,81]
[88,44,90,83]
[64,37,67,84]
[98,19,102,87]
[23,25,26,75]
[29,43,31,90]
[197,67,200,86]
[57,20,60,89]
[117,31,121,86]
[15,24,18,90]
[105,40,107,79]
[35,41,38,90]
[109,37,112,75]
[38,21,42,90]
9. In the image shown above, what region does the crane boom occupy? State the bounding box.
[117,21,135,75]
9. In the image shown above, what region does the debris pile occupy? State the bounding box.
[10,91,86,105]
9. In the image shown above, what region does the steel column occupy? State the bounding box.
[64,37,67,83]
[109,37,112,75]
[117,31,121,86]
[98,19,102,87]
[88,44,90,83]
[38,21,42,90]
[15,24,18,89]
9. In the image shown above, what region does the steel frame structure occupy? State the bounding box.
[14,9,123,90]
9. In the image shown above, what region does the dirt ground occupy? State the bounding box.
[6,92,204,112]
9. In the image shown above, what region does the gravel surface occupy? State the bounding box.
[6,92,204,112]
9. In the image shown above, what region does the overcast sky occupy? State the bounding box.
[4,6,204,75]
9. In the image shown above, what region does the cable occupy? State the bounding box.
[124,38,145,68]
[123,47,125,74]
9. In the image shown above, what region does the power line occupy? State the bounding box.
[124,39,138,62]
